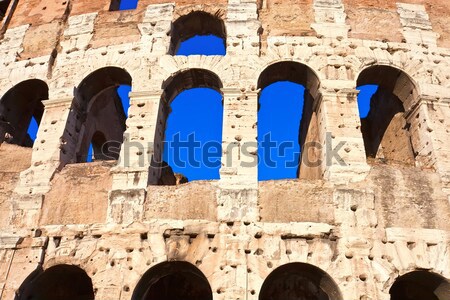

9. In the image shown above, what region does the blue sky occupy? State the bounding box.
[26,24,376,180]
[119,0,138,10]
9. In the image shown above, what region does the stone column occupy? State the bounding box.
[15,98,73,195]
[217,88,258,222]
[12,98,72,227]
[108,90,163,224]
[317,87,370,183]
[408,97,450,194]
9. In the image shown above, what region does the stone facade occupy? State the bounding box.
[0,0,450,299]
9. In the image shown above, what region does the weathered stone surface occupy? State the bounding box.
[39,161,113,225]
[0,0,449,299]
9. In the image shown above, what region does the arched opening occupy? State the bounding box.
[259,263,343,300]
[0,0,11,21]
[131,261,213,300]
[73,67,131,163]
[155,69,223,184]
[390,270,450,300]
[257,62,321,181]
[357,65,418,165]
[0,79,48,147]
[170,11,226,55]
[17,264,94,300]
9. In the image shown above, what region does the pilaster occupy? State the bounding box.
[317,87,370,183]
[108,90,163,224]
[218,88,258,223]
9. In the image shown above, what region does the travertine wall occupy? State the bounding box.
[0,0,450,299]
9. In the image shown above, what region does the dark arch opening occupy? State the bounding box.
[131,261,213,300]
[0,79,48,147]
[0,0,11,20]
[259,263,343,300]
[357,65,417,165]
[73,67,131,163]
[257,62,321,181]
[17,264,94,300]
[154,69,223,184]
[390,270,450,300]
[169,11,226,55]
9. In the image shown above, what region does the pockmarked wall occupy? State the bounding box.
[0,0,450,300]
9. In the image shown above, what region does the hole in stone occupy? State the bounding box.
[141,232,148,241]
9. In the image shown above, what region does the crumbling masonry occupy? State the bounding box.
[0,0,450,299]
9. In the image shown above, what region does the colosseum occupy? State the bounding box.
[0,0,449,299]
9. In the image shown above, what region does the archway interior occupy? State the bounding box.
[74,67,131,163]
[259,263,343,300]
[86,84,131,162]
[390,270,450,300]
[159,69,223,183]
[131,261,213,300]
[257,62,321,181]
[356,65,417,165]
[18,264,94,300]
[170,11,226,55]
[163,88,223,181]
[258,81,305,180]
[0,79,48,147]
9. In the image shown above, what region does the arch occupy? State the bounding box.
[0,79,48,147]
[390,270,450,300]
[131,261,213,300]
[356,65,417,164]
[72,66,131,163]
[76,66,132,108]
[16,264,94,300]
[169,11,227,55]
[259,262,343,300]
[152,68,224,184]
[257,61,321,98]
[162,68,223,104]
[357,65,419,110]
[257,61,322,180]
